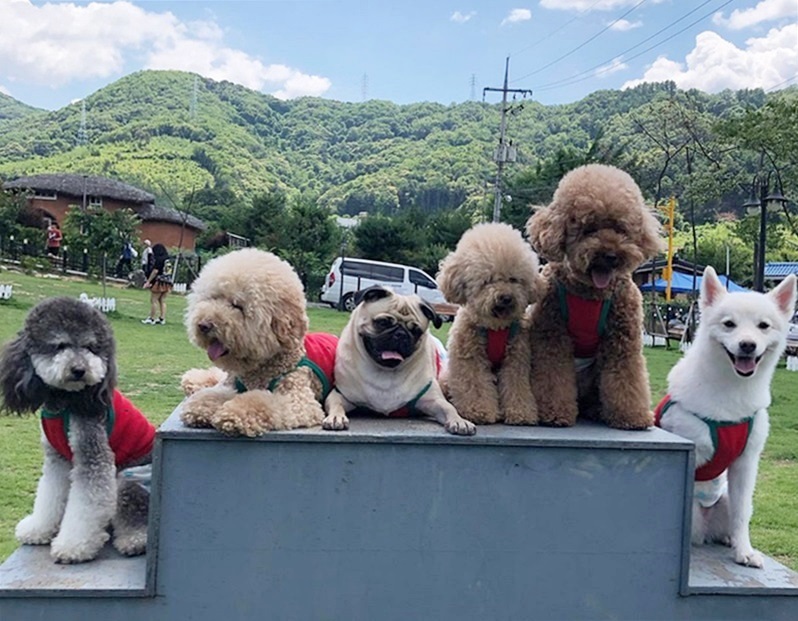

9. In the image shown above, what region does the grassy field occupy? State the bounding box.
[0,267,796,569]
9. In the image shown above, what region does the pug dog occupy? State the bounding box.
[322,286,476,436]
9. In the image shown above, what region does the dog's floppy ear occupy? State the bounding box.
[436,253,467,305]
[355,286,393,307]
[0,333,46,414]
[418,300,442,330]
[769,273,797,320]
[700,266,726,310]
[526,205,566,263]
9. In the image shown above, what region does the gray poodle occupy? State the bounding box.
[0,297,155,563]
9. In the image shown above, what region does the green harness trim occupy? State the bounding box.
[556,282,612,336]
[40,404,116,437]
[335,379,433,415]
[235,356,331,399]
[476,319,521,340]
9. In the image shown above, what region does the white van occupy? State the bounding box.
[319,257,455,319]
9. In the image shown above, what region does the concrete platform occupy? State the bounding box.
[1,410,796,620]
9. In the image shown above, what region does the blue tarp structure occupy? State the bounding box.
[639,270,747,294]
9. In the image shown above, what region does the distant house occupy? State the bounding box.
[633,256,706,289]
[3,173,205,251]
[764,262,798,283]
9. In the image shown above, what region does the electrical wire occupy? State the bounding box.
[509,0,607,57]
[511,0,649,83]
[534,0,735,93]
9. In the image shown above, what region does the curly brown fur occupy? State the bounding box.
[438,223,543,425]
[180,248,325,437]
[526,164,662,429]
[0,297,152,563]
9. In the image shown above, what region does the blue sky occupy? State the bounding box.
[0,0,795,110]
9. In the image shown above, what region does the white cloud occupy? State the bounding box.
[713,0,795,30]
[623,24,798,93]
[451,11,476,24]
[595,58,628,78]
[0,0,331,99]
[610,19,642,32]
[501,8,532,26]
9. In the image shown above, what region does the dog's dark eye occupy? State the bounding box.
[231,302,244,313]
[582,224,599,236]
[374,317,395,330]
[723,320,736,329]
[508,277,520,284]
[758,322,770,330]
[409,324,423,338]
[55,343,68,351]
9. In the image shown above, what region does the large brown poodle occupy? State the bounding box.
[179,248,336,437]
[525,164,662,429]
[437,222,543,425]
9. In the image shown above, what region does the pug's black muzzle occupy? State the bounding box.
[362,325,418,368]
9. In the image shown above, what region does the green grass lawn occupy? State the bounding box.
[0,268,796,570]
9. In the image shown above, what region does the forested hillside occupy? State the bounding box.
[1,70,796,286]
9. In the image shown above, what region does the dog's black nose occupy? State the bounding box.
[70,367,86,380]
[739,341,757,355]
[497,294,513,307]
[198,321,213,334]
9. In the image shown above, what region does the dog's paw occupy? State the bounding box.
[604,409,654,430]
[445,416,477,436]
[180,404,214,428]
[15,515,59,545]
[459,408,499,425]
[322,412,350,431]
[50,529,109,564]
[734,547,765,569]
[113,530,147,557]
[181,367,227,396]
[503,408,538,426]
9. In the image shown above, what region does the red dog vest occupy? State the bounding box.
[41,390,155,467]
[557,284,612,358]
[654,394,754,481]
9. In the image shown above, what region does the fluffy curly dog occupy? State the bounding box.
[180,248,337,437]
[0,297,154,563]
[525,164,661,429]
[437,222,543,425]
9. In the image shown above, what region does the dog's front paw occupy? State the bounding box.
[503,407,538,426]
[459,408,499,425]
[50,529,109,564]
[603,409,654,430]
[180,400,217,428]
[181,367,227,396]
[734,547,765,569]
[15,515,59,545]
[445,416,477,436]
[322,412,349,431]
[113,530,147,557]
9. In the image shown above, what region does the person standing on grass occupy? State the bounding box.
[140,239,153,275]
[45,222,62,257]
[142,243,174,325]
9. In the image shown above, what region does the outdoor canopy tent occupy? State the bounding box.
[639,270,747,294]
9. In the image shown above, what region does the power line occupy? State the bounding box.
[511,0,649,83]
[766,74,798,92]
[532,0,727,93]
[509,0,607,57]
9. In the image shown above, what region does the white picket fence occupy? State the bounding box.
[78,292,116,313]
[173,282,187,294]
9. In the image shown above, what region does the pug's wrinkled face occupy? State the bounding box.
[355,287,440,369]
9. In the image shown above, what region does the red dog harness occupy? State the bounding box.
[40,389,155,466]
[557,284,612,358]
[654,394,755,481]
[482,321,520,370]
[236,332,338,399]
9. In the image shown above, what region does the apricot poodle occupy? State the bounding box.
[179,248,336,437]
[526,164,661,429]
[437,222,543,425]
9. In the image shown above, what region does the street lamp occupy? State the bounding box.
[742,169,788,292]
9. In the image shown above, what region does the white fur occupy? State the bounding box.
[31,349,106,392]
[659,267,797,568]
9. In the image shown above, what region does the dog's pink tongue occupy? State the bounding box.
[207,340,227,361]
[734,356,757,375]
[591,269,611,289]
[381,351,404,362]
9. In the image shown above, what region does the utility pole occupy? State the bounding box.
[483,57,532,222]
[190,74,199,119]
[77,100,88,146]
[361,73,369,102]
[470,74,477,101]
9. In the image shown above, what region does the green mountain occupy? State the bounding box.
[0,70,783,224]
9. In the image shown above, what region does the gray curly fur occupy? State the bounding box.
[0,297,150,563]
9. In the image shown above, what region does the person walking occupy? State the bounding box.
[45,222,62,257]
[115,240,137,278]
[142,243,174,325]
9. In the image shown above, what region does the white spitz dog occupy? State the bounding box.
[655,266,797,568]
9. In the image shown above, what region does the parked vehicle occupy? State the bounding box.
[319,257,456,320]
